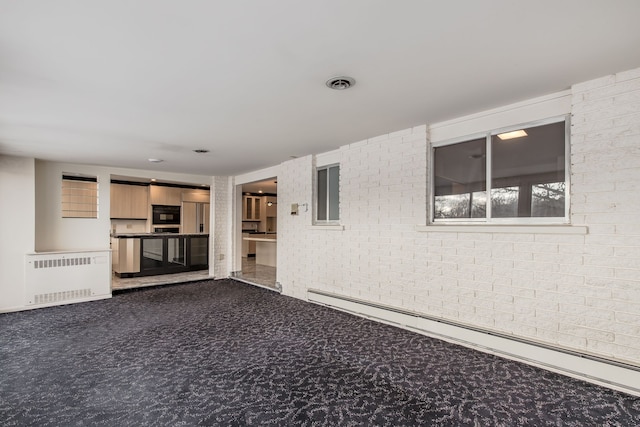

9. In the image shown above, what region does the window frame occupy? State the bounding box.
[314,163,340,225]
[430,115,570,225]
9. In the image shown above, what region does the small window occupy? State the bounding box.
[316,164,339,222]
[433,118,567,223]
[62,174,98,218]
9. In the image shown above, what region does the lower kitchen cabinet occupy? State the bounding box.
[114,234,209,277]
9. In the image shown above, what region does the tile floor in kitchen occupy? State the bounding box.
[236,257,278,290]
[111,257,277,292]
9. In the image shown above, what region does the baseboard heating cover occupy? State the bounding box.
[25,250,112,308]
[307,289,640,397]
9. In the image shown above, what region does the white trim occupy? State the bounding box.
[307,290,640,397]
[234,164,281,185]
[315,149,341,167]
[430,90,571,143]
[416,224,587,234]
[0,295,112,314]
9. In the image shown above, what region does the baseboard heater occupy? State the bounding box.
[307,289,640,397]
[24,250,112,308]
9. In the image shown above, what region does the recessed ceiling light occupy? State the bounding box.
[326,76,356,90]
[258,190,263,194]
[148,158,164,163]
[497,130,528,140]
[193,149,210,154]
[151,178,157,182]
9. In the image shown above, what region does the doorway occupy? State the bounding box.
[238,178,277,289]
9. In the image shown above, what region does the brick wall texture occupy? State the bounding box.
[264,67,640,367]
[212,175,230,278]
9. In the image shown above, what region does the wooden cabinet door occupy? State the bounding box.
[150,185,182,206]
[243,196,262,220]
[111,183,148,219]
[110,184,127,218]
[129,185,149,219]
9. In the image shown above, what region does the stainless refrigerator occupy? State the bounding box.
[182,202,210,234]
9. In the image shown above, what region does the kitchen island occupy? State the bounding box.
[242,235,276,267]
[112,233,208,277]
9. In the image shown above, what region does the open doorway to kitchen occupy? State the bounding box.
[237,177,277,290]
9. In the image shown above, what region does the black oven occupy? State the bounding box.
[152,205,181,225]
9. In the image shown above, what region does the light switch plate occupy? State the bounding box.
[291,203,298,215]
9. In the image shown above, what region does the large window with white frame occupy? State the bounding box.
[316,164,340,223]
[432,117,568,223]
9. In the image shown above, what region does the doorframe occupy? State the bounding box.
[232,165,281,279]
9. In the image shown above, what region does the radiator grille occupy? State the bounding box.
[33,257,91,269]
[34,289,93,305]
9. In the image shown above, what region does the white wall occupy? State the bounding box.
[35,160,112,251]
[0,156,36,311]
[273,67,640,370]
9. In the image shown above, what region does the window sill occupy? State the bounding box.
[415,224,588,234]
[308,225,345,231]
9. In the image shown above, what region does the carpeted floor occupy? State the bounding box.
[1,279,639,426]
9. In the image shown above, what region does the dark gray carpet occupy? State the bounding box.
[1,279,639,426]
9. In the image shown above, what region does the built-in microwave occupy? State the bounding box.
[152,205,181,225]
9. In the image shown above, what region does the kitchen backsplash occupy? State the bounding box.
[111,219,148,234]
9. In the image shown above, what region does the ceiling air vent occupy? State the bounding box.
[326,76,356,90]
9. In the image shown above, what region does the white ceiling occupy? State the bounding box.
[1,1,640,177]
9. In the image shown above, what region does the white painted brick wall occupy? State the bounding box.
[243,67,640,368]
[212,175,230,278]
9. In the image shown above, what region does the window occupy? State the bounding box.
[433,118,567,223]
[316,164,339,222]
[62,174,98,218]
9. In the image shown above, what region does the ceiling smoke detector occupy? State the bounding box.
[326,76,356,90]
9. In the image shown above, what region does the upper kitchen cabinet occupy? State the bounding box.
[182,189,210,203]
[110,183,149,219]
[243,196,262,220]
[150,185,182,206]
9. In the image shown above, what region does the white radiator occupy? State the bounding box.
[25,250,112,306]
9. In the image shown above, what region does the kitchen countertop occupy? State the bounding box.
[242,236,277,242]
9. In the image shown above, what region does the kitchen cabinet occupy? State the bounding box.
[150,185,182,206]
[243,196,262,221]
[110,183,149,219]
[182,189,210,203]
[183,202,210,234]
[113,233,209,277]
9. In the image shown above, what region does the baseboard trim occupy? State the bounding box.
[0,294,112,314]
[307,289,640,397]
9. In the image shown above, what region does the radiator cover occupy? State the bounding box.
[25,250,111,306]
